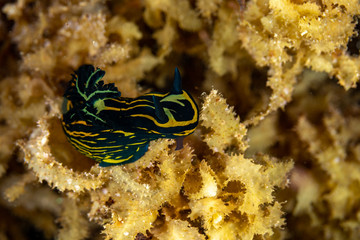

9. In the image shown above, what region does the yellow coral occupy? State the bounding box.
[187,90,293,239]
[240,0,360,124]
[201,90,248,154]
[2,0,359,239]
[297,112,360,221]
[155,219,205,240]
[57,198,89,240]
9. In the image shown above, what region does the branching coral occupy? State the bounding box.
[2,88,292,240]
[57,198,89,240]
[17,101,106,193]
[1,0,360,239]
[197,90,293,239]
[294,110,360,239]
[239,0,360,123]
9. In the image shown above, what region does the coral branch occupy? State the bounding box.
[18,117,106,193]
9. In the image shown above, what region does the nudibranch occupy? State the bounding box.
[61,65,199,166]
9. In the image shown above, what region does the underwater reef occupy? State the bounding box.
[1,0,360,239]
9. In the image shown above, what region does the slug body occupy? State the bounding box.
[61,65,199,166]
